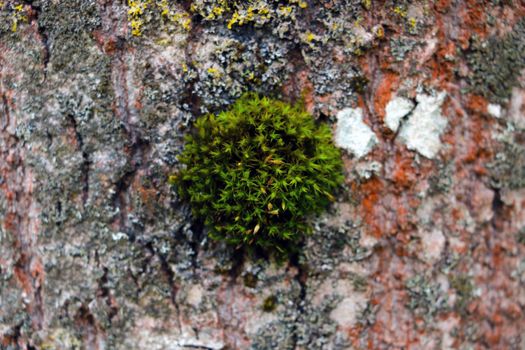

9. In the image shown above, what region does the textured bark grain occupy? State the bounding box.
[1,0,525,349]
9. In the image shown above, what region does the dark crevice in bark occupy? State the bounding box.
[490,187,505,233]
[228,246,246,282]
[180,345,219,350]
[144,242,183,333]
[178,217,205,277]
[94,0,142,231]
[27,3,50,78]
[74,305,103,350]
[1,92,10,131]
[1,321,24,349]
[55,200,63,226]
[80,156,90,206]
[111,137,150,231]
[109,38,152,231]
[181,13,203,116]
[66,113,91,206]
[491,188,504,218]
[289,251,308,349]
[127,267,142,300]
[112,173,130,231]
[97,267,119,323]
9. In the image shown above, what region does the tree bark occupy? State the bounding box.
[1,0,525,349]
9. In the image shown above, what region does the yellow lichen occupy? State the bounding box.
[127,0,307,35]
[128,0,149,36]
[224,0,302,30]
[408,17,417,31]
[10,3,27,32]
[246,71,256,81]
[127,0,191,36]
[181,17,192,31]
[305,32,316,42]
[171,11,192,31]
[205,5,225,20]
[393,5,407,17]
[278,5,293,17]
[207,67,221,77]
[374,25,384,39]
[227,11,240,29]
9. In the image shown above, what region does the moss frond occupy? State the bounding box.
[176,93,344,253]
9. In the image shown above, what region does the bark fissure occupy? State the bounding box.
[67,113,91,206]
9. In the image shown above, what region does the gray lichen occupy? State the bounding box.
[405,275,448,322]
[464,18,525,103]
[488,135,525,190]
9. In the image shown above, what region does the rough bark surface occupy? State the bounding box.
[1,0,524,349]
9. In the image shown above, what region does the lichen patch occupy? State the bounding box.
[334,107,378,159]
[399,92,447,159]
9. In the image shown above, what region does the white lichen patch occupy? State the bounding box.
[487,103,502,119]
[385,96,415,132]
[399,92,447,159]
[334,108,378,158]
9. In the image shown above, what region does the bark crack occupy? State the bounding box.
[145,242,183,334]
[66,113,91,206]
[28,3,50,78]
[289,252,308,350]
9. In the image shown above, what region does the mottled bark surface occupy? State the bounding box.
[1,0,524,349]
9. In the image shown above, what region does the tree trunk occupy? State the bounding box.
[1,0,524,349]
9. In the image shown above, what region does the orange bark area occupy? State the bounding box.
[434,0,452,12]
[466,94,488,114]
[346,325,363,348]
[373,72,399,121]
[391,152,417,189]
[460,0,491,38]
[359,177,384,238]
[92,30,120,56]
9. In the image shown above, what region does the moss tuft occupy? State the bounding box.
[262,295,278,312]
[175,93,343,253]
[243,272,258,288]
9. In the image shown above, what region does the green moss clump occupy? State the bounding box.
[243,272,258,288]
[176,93,343,253]
[262,295,278,312]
